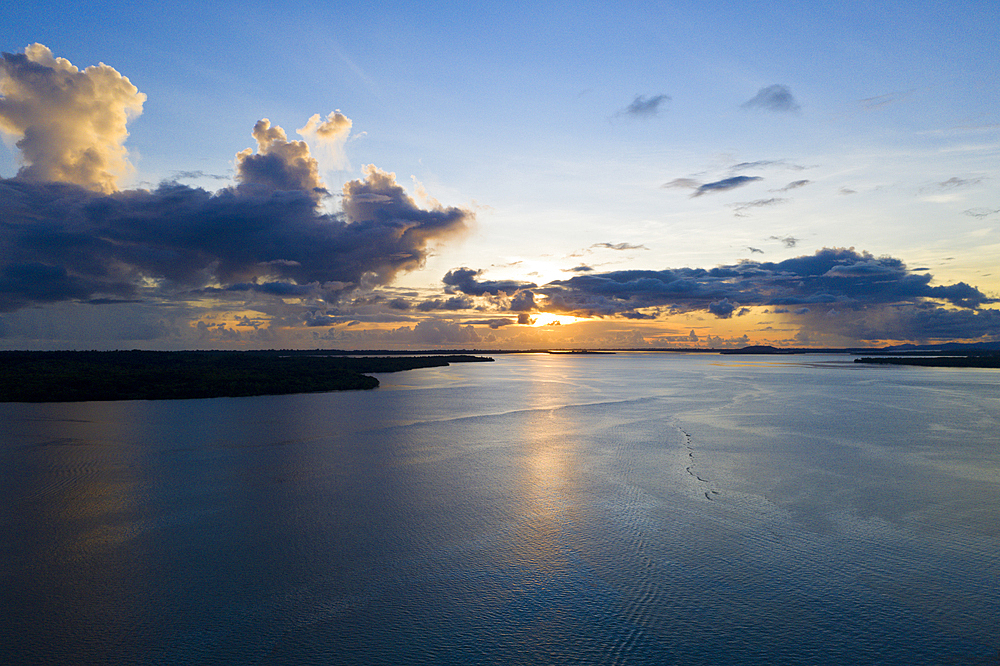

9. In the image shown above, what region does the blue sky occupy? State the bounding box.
[1,0,998,348]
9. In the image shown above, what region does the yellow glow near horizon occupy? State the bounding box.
[529,313,590,327]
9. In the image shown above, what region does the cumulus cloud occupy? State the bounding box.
[0,167,470,312]
[384,319,480,345]
[708,298,736,318]
[741,84,800,112]
[536,248,995,326]
[235,119,325,199]
[297,110,352,171]
[623,94,670,117]
[416,296,474,312]
[691,175,762,197]
[0,44,146,193]
[509,289,537,311]
[0,76,472,314]
[0,46,476,316]
[442,267,536,296]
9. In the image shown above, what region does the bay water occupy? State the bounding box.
[2,353,999,664]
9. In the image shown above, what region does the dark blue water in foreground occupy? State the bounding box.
[2,353,999,665]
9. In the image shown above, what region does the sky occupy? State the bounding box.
[1,0,998,349]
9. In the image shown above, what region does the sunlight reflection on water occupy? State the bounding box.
[2,353,999,664]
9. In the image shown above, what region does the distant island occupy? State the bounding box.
[0,351,493,402]
[854,354,1000,369]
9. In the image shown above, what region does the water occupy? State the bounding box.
[2,353,998,664]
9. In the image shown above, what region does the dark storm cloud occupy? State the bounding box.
[623,94,670,117]
[536,248,994,320]
[0,169,471,312]
[691,176,762,197]
[442,268,536,296]
[741,85,800,112]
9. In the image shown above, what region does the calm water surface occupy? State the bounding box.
[2,353,999,664]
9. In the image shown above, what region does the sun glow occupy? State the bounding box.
[529,313,589,327]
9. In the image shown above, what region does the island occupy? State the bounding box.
[853,353,1000,369]
[0,350,494,402]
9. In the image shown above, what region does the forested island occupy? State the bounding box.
[0,351,493,402]
[854,353,1000,368]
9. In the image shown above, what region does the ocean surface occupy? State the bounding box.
[2,352,999,665]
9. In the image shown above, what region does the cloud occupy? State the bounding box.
[810,303,1000,344]
[769,235,800,248]
[442,267,536,296]
[963,207,1000,218]
[509,289,537,311]
[536,248,994,323]
[708,298,736,318]
[171,170,230,182]
[469,317,517,329]
[776,179,810,192]
[662,178,700,190]
[730,160,782,171]
[935,176,983,189]
[383,319,480,345]
[741,85,800,113]
[0,44,146,193]
[297,110,352,171]
[623,94,670,117]
[416,296,475,311]
[235,119,326,199]
[591,242,649,251]
[859,89,915,110]
[691,175,762,197]
[729,197,786,216]
[0,46,477,316]
[0,136,471,312]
